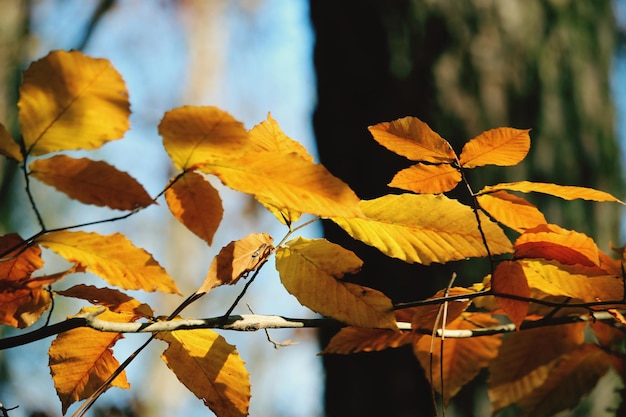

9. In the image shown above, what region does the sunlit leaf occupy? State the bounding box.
[0,123,22,162]
[29,156,153,210]
[157,329,250,417]
[492,260,529,329]
[19,50,130,156]
[388,163,461,194]
[49,307,132,414]
[414,313,502,406]
[57,284,153,318]
[521,259,595,303]
[198,232,274,294]
[165,171,223,245]
[459,127,530,168]
[159,106,248,170]
[201,151,363,218]
[331,194,512,265]
[368,116,456,163]
[0,233,44,280]
[248,113,313,160]
[477,191,547,232]
[36,231,180,294]
[479,181,625,204]
[276,237,396,329]
[321,327,414,355]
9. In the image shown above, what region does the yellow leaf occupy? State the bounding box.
[276,237,396,329]
[488,323,585,412]
[159,106,248,170]
[331,194,512,265]
[388,163,461,194]
[201,151,363,219]
[414,313,502,406]
[459,127,530,168]
[492,260,530,329]
[29,156,153,210]
[157,329,250,417]
[321,327,414,355]
[165,172,223,245]
[19,50,130,156]
[49,307,131,414]
[198,233,274,294]
[521,259,594,302]
[0,123,22,162]
[57,284,154,318]
[477,191,547,232]
[368,116,456,163]
[36,231,180,294]
[479,181,625,204]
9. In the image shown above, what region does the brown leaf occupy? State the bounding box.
[0,287,51,328]
[57,284,153,318]
[492,260,530,329]
[388,163,461,194]
[459,127,530,168]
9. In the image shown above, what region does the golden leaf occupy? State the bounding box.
[165,172,223,245]
[276,237,396,329]
[368,116,456,163]
[388,163,461,194]
[521,259,594,302]
[459,127,530,168]
[157,329,250,417]
[477,191,547,232]
[57,284,153,318]
[0,123,22,162]
[414,313,502,406]
[492,260,530,329]
[29,156,153,210]
[36,231,180,294]
[331,194,512,265]
[321,327,414,355]
[19,50,130,156]
[49,307,132,414]
[201,151,363,218]
[479,181,625,204]
[159,106,248,170]
[198,232,274,294]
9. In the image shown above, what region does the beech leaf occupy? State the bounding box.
[29,156,153,210]
[479,181,625,204]
[492,260,530,329]
[57,284,154,318]
[410,287,475,333]
[459,127,530,168]
[19,50,130,156]
[36,231,180,294]
[521,259,595,302]
[388,163,461,194]
[165,171,223,245]
[157,329,250,417]
[477,191,547,232]
[321,327,414,355]
[0,123,22,162]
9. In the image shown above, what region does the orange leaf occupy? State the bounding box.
[0,233,43,280]
[157,329,250,417]
[459,127,530,168]
[388,163,461,194]
[198,233,274,294]
[492,260,530,329]
[410,287,475,333]
[368,116,456,162]
[477,191,547,232]
[19,50,130,156]
[159,106,248,170]
[248,113,313,160]
[479,181,625,204]
[588,276,626,309]
[165,172,223,245]
[0,287,51,328]
[57,284,154,318]
[29,156,153,210]
[321,327,414,355]
[49,307,132,414]
[0,123,22,162]
[276,237,396,329]
[414,313,502,406]
[36,231,180,294]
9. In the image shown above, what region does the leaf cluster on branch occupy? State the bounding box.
[1,50,625,417]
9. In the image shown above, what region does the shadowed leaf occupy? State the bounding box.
[0,123,22,161]
[492,260,530,329]
[321,326,414,355]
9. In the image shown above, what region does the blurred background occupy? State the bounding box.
[0,1,625,416]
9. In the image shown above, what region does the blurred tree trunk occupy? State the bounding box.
[310,1,621,416]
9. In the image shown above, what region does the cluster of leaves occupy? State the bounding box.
[1,50,625,417]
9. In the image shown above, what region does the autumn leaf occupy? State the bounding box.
[29,156,153,210]
[201,151,364,219]
[388,163,461,194]
[0,233,44,280]
[414,313,502,406]
[368,116,456,163]
[492,260,530,329]
[0,123,22,162]
[458,127,530,168]
[331,193,512,265]
[276,237,397,329]
[477,190,547,232]
[521,259,594,302]
[198,233,274,294]
[19,50,130,156]
[165,171,223,245]
[49,307,132,414]
[478,181,625,204]
[0,287,51,328]
[157,329,250,417]
[410,287,475,334]
[321,327,414,355]
[36,231,180,294]
[159,106,248,170]
[57,284,153,318]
